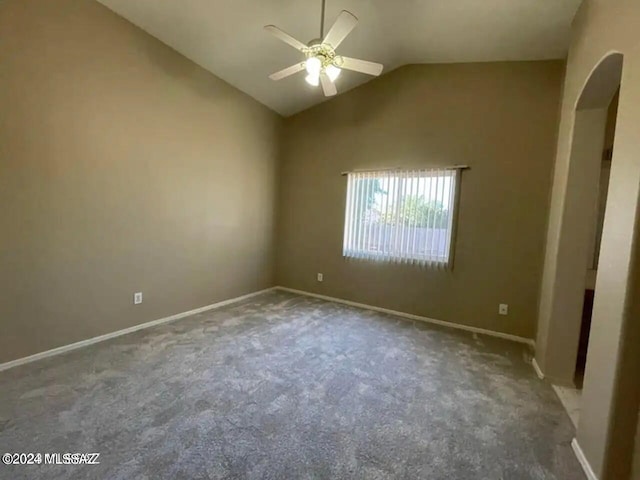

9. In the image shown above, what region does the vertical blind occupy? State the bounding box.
[342,168,460,269]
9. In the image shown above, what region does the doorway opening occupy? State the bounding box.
[545,53,623,429]
[574,88,619,389]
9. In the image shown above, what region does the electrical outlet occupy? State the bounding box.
[499,304,508,315]
[317,273,323,282]
[134,292,143,305]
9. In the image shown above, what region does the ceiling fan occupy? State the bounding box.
[264,0,384,97]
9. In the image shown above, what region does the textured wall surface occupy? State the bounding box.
[0,0,282,363]
[277,62,564,340]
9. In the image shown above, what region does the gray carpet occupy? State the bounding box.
[0,291,584,480]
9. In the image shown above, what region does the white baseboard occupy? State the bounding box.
[571,438,599,480]
[275,286,536,348]
[0,287,276,373]
[1,286,536,372]
[532,357,545,379]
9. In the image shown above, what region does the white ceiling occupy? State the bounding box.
[97,0,583,116]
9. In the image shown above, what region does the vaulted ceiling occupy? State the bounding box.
[97,0,583,116]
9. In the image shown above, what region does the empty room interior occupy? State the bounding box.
[2,1,640,479]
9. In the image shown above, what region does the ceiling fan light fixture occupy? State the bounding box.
[305,56,322,75]
[326,64,341,82]
[265,2,383,97]
[305,72,320,87]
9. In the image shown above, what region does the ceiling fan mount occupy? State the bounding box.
[264,0,384,96]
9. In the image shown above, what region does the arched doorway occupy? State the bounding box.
[564,55,624,394]
[536,51,640,478]
[535,53,623,386]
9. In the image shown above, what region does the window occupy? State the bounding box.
[342,168,460,268]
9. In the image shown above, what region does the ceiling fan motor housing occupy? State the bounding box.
[305,43,339,69]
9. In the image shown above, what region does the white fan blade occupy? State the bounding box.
[264,25,307,52]
[339,56,384,76]
[320,73,337,97]
[269,63,305,81]
[323,11,358,49]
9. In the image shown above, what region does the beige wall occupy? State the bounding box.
[604,90,620,150]
[633,412,640,480]
[277,62,564,340]
[610,232,640,479]
[535,0,640,478]
[540,106,608,380]
[0,0,281,363]
[587,92,618,277]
